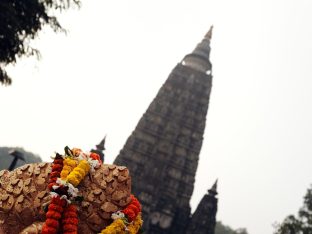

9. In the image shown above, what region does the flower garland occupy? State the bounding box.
[127,214,143,234]
[42,196,67,234]
[99,194,143,234]
[42,146,143,234]
[42,147,101,234]
[66,159,90,187]
[48,153,64,191]
[60,157,77,180]
[122,194,141,222]
[62,204,79,234]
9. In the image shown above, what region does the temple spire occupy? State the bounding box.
[114,27,214,233]
[205,25,213,40]
[186,179,218,234]
[208,179,218,196]
[182,25,213,73]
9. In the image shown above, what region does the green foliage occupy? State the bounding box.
[275,185,312,234]
[215,221,249,234]
[0,147,42,170]
[0,0,80,85]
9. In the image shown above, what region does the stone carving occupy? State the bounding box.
[0,162,131,234]
[114,27,214,233]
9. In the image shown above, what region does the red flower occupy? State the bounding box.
[52,163,63,171]
[46,210,62,219]
[90,152,102,164]
[122,195,142,222]
[124,208,136,221]
[48,155,64,191]
[62,204,79,234]
[42,196,67,234]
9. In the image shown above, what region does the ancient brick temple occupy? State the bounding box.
[114,26,217,234]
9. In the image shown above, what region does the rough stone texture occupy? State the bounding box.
[185,182,218,234]
[0,162,131,234]
[114,28,216,234]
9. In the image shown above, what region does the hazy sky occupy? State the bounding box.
[1,1,312,233]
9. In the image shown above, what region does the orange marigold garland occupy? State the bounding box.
[62,204,79,234]
[48,153,64,191]
[127,213,143,234]
[43,147,102,234]
[100,194,143,234]
[60,158,77,180]
[90,152,102,165]
[66,159,90,187]
[42,146,143,234]
[42,196,67,234]
[122,194,141,222]
[43,152,66,234]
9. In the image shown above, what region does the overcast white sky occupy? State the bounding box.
[1,0,312,233]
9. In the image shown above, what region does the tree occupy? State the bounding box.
[0,0,80,85]
[275,185,312,234]
[215,221,249,234]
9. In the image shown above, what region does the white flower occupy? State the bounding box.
[50,192,59,198]
[56,178,66,186]
[67,182,79,198]
[60,195,71,204]
[52,185,60,190]
[88,158,100,172]
[111,211,125,220]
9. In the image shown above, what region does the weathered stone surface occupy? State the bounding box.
[186,182,218,234]
[0,163,131,234]
[114,28,215,234]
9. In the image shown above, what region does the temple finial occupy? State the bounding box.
[98,135,106,151]
[182,26,213,73]
[205,25,213,40]
[208,179,218,195]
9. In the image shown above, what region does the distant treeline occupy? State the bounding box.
[0,147,42,170]
[216,222,248,234]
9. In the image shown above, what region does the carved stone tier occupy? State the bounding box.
[0,163,131,234]
[114,27,214,233]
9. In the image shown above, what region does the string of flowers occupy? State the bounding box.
[42,146,143,234]
[127,214,143,234]
[62,204,79,234]
[66,159,90,187]
[48,153,64,191]
[42,153,65,234]
[42,146,101,234]
[99,194,143,234]
[42,196,67,234]
[60,157,77,180]
[122,194,141,222]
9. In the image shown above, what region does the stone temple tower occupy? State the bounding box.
[114,26,216,234]
[186,180,218,234]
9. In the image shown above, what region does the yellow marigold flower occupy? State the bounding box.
[66,160,90,187]
[67,175,79,186]
[100,219,126,234]
[60,158,77,180]
[128,214,143,234]
[72,167,85,181]
[79,160,90,171]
